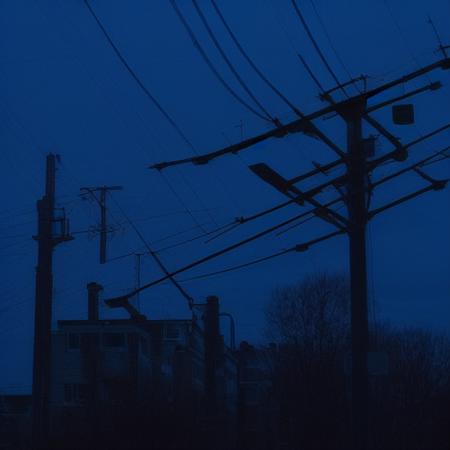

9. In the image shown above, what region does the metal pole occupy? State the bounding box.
[31,154,56,450]
[344,99,369,450]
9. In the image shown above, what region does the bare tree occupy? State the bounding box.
[264,272,450,450]
[371,326,450,450]
[265,272,351,450]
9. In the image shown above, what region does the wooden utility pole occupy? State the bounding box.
[80,185,122,264]
[341,98,370,450]
[32,154,73,450]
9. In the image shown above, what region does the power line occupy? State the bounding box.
[107,193,195,307]
[168,1,346,159]
[192,0,276,123]
[106,194,343,305]
[154,221,237,252]
[150,57,450,170]
[382,0,433,84]
[159,171,212,232]
[169,0,273,123]
[84,0,221,229]
[82,0,197,150]
[307,0,360,92]
[290,0,347,96]
[126,101,450,306]
[180,229,343,282]
[211,0,303,115]
[50,0,220,232]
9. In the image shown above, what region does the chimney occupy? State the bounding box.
[87,282,102,321]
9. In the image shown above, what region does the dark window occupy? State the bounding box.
[64,384,89,404]
[140,336,149,356]
[67,333,80,350]
[102,333,126,348]
[165,325,180,340]
[64,384,72,403]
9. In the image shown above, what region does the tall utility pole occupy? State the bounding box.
[341,98,370,450]
[80,185,122,264]
[32,154,73,450]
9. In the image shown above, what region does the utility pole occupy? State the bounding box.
[32,154,73,450]
[80,185,123,264]
[341,98,370,450]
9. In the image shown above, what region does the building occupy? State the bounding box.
[48,285,238,449]
[0,394,32,450]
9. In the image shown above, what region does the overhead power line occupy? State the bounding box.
[83,0,220,230]
[307,0,358,89]
[170,0,346,158]
[290,0,346,95]
[169,0,273,123]
[192,0,276,123]
[210,0,302,115]
[108,194,195,308]
[150,57,450,170]
[106,223,346,307]
[105,196,341,307]
[179,229,344,282]
[82,0,196,150]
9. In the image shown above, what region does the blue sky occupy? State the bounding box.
[1,0,450,392]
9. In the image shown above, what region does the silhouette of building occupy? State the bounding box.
[47,285,239,449]
[0,394,32,450]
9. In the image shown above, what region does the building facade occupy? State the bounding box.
[48,287,238,449]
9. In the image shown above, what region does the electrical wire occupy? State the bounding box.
[106,195,343,303]
[290,0,347,96]
[180,230,345,282]
[307,0,360,92]
[296,51,326,92]
[154,220,237,252]
[82,0,197,150]
[382,0,433,84]
[211,0,303,116]
[169,0,273,123]
[110,228,345,299]
[159,171,210,232]
[106,136,450,306]
[107,193,195,307]
[81,0,222,229]
[180,248,292,282]
[192,0,276,123]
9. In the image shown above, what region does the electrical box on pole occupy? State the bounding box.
[392,104,415,125]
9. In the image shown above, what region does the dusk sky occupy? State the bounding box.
[1,0,450,393]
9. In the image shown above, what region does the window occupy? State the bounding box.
[165,325,180,340]
[67,333,80,351]
[192,361,204,384]
[140,336,149,356]
[102,333,126,349]
[64,383,89,404]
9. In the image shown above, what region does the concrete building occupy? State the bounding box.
[48,285,238,449]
